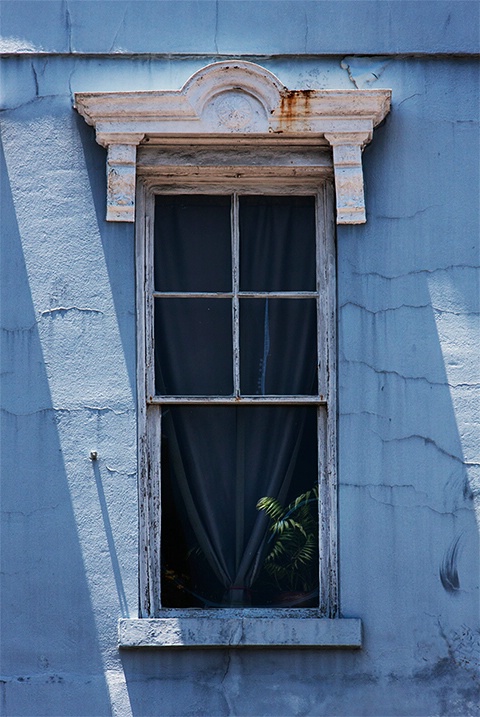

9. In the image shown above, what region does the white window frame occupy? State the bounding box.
[74,61,390,648]
[130,158,355,648]
[140,176,335,606]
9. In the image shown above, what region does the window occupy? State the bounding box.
[130,170,362,647]
[75,60,389,646]
[138,174,338,617]
[155,191,321,610]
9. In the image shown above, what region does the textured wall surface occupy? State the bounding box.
[0,0,478,55]
[1,2,479,716]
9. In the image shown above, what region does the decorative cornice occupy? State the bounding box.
[74,61,391,224]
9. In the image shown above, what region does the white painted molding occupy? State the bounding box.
[324,132,372,224]
[118,615,362,649]
[74,61,391,224]
[106,143,140,222]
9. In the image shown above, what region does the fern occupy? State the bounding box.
[256,486,319,593]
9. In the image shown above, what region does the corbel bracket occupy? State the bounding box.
[324,132,373,224]
[75,61,391,224]
[104,139,144,222]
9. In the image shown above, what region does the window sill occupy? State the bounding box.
[118,612,362,649]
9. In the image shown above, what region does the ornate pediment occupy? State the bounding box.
[75,61,391,223]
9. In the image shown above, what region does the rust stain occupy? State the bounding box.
[277,89,315,131]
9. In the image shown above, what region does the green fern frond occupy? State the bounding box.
[256,484,319,592]
[256,496,284,522]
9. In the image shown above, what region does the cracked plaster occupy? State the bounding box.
[1,1,478,56]
[341,56,392,89]
[1,19,479,717]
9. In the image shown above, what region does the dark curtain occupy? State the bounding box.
[155,195,317,606]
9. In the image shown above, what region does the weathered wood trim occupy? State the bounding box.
[137,144,332,169]
[138,166,340,620]
[136,181,148,616]
[232,193,241,398]
[144,178,327,196]
[152,291,319,299]
[148,396,327,405]
[318,182,339,617]
[137,182,162,616]
[144,196,156,400]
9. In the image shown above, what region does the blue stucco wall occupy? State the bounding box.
[1,2,479,715]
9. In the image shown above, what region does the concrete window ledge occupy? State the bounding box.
[118,612,362,649]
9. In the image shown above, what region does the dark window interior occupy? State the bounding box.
[154,194,320,607]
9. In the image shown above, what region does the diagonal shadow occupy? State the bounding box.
[0,134,111,715]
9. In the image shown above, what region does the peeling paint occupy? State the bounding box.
[39,306,104,317]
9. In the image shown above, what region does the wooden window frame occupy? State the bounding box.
[139,173,337,611]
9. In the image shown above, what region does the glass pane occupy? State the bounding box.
[161,405,319,608]
[239,195,316,291]
[154,298,232,395]
[154,195,232,292]
[240,299,317,395]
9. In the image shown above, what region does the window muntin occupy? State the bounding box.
[150,191,325,608]
[152,193,321,401]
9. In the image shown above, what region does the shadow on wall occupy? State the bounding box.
[0,137,111,715]
[76,114,137,400]
[336,89,479,687]
[2,58,476,716]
